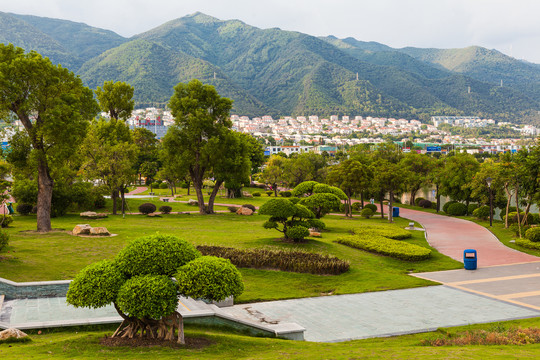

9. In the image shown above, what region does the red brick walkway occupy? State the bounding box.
[126,186,148,195]
[400,207,540,266]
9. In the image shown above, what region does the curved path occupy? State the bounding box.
[399,207,540,266]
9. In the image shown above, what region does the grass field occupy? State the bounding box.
[2,319,540,359]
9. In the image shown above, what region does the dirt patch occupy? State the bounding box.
[19,229,68,234]
[100,336,214,349]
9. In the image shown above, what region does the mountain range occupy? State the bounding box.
[1,11,539,123]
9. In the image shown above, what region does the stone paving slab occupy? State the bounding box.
[239,285,540,342]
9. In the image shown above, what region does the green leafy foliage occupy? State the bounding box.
[259,198,316,241]
[360,208,374,218]
[116,275,178,319]
[16,204,33,216]
[197,245,349,275]
[336,233,431,261]
[176,256,244,302]
[418,199,432,209]
[115,234,201,277]
[473,205,491,220]
[0,230,9,252]
[66,260,125,309]
[159,205,172,214]
[286,226,310,242]
[516,238,540,250]
[0,215,13,228]
[353,225,412,240]
[364,204,377,212]
[502,212,534,225]
[446,203,468,216]
[525,227,540,242]
[138,203,157,215]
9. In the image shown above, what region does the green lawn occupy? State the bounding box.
[2,319,540,359]
[0,210,461,303]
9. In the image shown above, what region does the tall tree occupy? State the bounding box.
[166,79,234,214]
[439,152,480,213]
[95,81,134,121]
[0,44,98,231]
[400,153,434,205]
[372,159,407,222]
[327,159,372,217]
[261,155,286,196]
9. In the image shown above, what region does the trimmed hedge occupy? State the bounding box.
[473,205,490,220]
[417,199,432,209]
[525,227,540,242]
[360,208,374,218]
[159,205,172,214]
[468,203,479,214]
[279,191,292,197]
[353,225,412,240]
[265,191,273,196]
[364,204,377,212]
[336,234,431,261]
[414,197,425,206]
[197,245,350,275]
[443,201,458,213]
[516,238,540,250]
[446,203,467,216]
[138,203,157,215]
[352,202,362,211]
[252,192,261,197]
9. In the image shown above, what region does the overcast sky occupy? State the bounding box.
[2,0,540,63]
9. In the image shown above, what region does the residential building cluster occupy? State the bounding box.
[431,116,496,128]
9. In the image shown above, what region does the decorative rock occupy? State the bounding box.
[188,199,198,206]
[89,227,110,236]
[73,224,91,235]
[80,211,108,219]
[0,328,28,341]
[236,207,253,216]
[242,191,253,198]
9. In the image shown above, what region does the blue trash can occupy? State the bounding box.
[392,207,400,218]
[464,249,477,270]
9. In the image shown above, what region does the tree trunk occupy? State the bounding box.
[207,180,223,214]
[360,192,364,209]
[436,183,440,213]
[388,190,394,223]
[380,194,385,219]
[190,167,207,214]
[516,183,522,238]
[120,187,126,216]
[36,158,53,232]
[273,183,278,197]
[186,181,190,195]
[504,184,512,229]
[410,189,417,206]
[112,189,118,215]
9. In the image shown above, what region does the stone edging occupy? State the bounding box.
[0,277,71,300]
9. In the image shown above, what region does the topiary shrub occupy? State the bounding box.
[360,208,374,218]
[446,203,467,216]
[473,205,490,220]
[279,190,292,197]
[252,192,261,197]
[414,197,425,207]
[159,205,172,214]
[502,212,534,225]
[138,202,157,215]
[468,203,479,215]
[228,206,239,213]
[158,182,168,189]
[352,202,362,211]
[364,203,377,213]
[443,201,458,213]
[0,230,8,252]
[0,215,13,228]
[259,198,317,242]
[286,225,310,241]
[308,218,326,231]
[525,227,540,242]
[265,191,273,196]
[288,197,300,205]
[418,199,432,209]
[242,204,256,213]
[16,203,33,216]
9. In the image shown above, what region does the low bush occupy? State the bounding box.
[446,203,467,216]
[16,203,33,215]
[414,197,425,207]
[197,245,349,275]
[468,203,479,214]
[288,197,300,205]
[353,225,412,240]
[417,199,432,209]
[364,203,377,212]
[0,230,8,251]
[158,182,169,189]
[138,203,157,215]
[307,218,326,231]
[286,225,310,241]
[279,191,292,197]
[503,212,534,225]
[352,202,362,211]
[360,208,374,218]
[242,204,256,213]
[159,205,172,214]
[0,215,13,228]
[228,206,239,213]
[533,214,540,225]
[421,326,540,346]
[516,238,540,250]
[443,201,458,213]
[151,182,161,189]
[265,191,273,196]
[507,206,517,213]
[509,223,531,236]
[473,205,490,220]
[336,234,431,261]
[252,192,261,197]
[525,227,540,242]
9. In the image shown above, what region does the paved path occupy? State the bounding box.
[126,186,148,195]
[398,207,540,266]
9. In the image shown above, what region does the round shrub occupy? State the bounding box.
[0,215,13,228]
[525,227,540,242]
[66,260,125,309]
[414,197,425,207]
[473,205,490,220]
[308,218,326,231]
[138,202,156,215]
[252,192,261,197]
[364,204,377,213]
[16,203,33,215]
[468,203,479,215]
[242,204,256,213]
[115,234,201,277]
[117,275,178,319]
[159,205,172,214]
[285,225,310,242]
[0,230,8,252]
[360,208,374,218]
[159,182,169,189]
[228,206,239,213]
[533,214,540,225]
[151,182,161,189]
[279,190,292,197]
[418,199,432,209]
[265,191,273,196]
[446,203,467,216]
[176,256,244,301]
[288,197,300,205]
[443,201,458,213]
[352,202,362,211]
